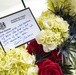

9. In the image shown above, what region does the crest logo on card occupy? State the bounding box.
[0,22,6,30]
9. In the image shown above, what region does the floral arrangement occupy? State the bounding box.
[0,0,76,75]
[26,0,76,75]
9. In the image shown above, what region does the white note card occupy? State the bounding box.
[0,8,40,50]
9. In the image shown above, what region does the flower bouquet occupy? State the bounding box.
[0,0,76,75]
[26,0,76,75]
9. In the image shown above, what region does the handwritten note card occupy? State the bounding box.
[0,8,40,50]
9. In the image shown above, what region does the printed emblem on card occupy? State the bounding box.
[0,22,6,30]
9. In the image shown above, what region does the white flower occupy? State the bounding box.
[27,66,38,75]
[36,30,58,52]
[43,43,57,52]
[25,55,36,64]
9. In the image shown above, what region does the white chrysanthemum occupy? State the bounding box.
[43,43,57,52]
[0,46,38,75]
[36,30,58,52]
[37,12,69,52]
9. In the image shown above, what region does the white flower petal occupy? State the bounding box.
[43,43,57,52]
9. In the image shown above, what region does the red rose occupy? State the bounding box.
[26,40,62,62]
[38,59,63,75]
[50,49,62,62]
[26,40,45,54]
